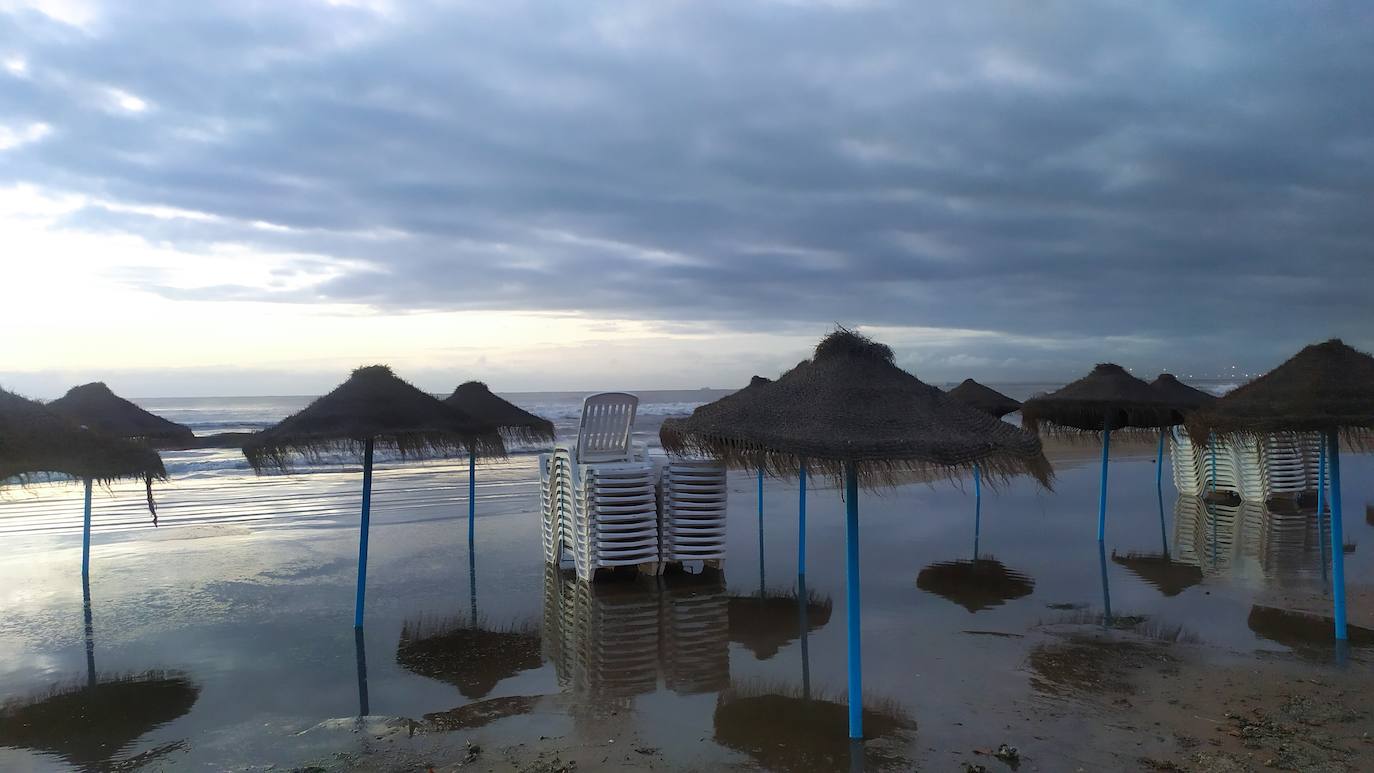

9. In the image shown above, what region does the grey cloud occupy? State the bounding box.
[3,0,1373,381]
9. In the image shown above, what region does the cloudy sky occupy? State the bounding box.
[2,1,1371,397]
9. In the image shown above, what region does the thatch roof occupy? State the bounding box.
[714,681,916,772]
[915,558,1035,613]
[0,671,199,769]
[1110,552,1204,597]
[444,381,554,446]
[946,378,1021,419]
[1021,363,1176,435]
[396,616,542,699]
[1186,339,1374,445]
[47,383,195,447]
[242,365,506,472]
[1149,374,1215,417]
[1,388,165,516]
[727,590,833,660]
[661,329,1052,487]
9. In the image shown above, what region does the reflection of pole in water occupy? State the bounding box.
[82,578,96,689]
[354,627,370,717]
[1325,432,1348,641]
[798,574,811,701]
[1098,541,1112,628]
[469,542,478,628]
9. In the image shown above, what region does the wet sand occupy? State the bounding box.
[1,441,1370,772]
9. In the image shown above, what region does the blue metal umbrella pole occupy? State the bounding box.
[973,462,982,559]
[798,572,812,700]
[81,477,93,580]
[354,438,375,629]
[843,462,863,740]
[758,466,765,597]
[1326,432,1348,640]
[82,579,96,689]
[468,452,476,548]
[797,463,807,577]
[1156,430,1168,555]
[1096,427,1112,542]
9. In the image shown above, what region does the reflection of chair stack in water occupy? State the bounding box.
[542,567,661,699]
[539,393,661,581]
[658,458,728,569]
[659,571,730,694]
[541,566,731,699]
[1173,496,1328,583]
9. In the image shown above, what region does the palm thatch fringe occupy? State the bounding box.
[1021,363,1177,437]
[1186,339,1374,449]
[243,365,506,472]
[660,329,1053,489]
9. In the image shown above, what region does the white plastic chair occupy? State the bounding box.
[574,392,639,464]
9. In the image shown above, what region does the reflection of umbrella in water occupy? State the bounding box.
[0,671,200,770]
[1189,339,1374,641]
[713,681,917,773]
[1247,605,1374,650]
[0,584,198,769]
[1022,364,1177,543]
[663,328,1052,740]
[1110,551,1204,597]
[727,589,833,660]
[1,389,166,581]
[396,616,542,700]
[915,558,1035,613]
[443,382,554,550]
[243,365,504,628]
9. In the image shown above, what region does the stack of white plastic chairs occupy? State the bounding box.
[1169,429,1322,503]
[540,393,661,581]
[658,458,728,566]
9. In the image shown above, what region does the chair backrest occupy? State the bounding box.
[575,392,639,463]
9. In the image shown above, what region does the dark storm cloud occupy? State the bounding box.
[3,0,1373,378]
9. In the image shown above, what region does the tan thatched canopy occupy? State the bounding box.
[48,382,195,447]
[1149,374,1215,417]
[0,671,199,769]
[1021,363,1176,435]
[243,365,505,471]
[444,381,554,446]
[1110,552,1203,597]
[1186,339,1374,445]
[660,330,1052,487]
[915,558,1035,613]
[946,378,1021,419]
[1,388,165,515]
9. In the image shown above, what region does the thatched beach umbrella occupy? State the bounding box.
[1149,374,1217,552]
[243,365,505,628]
[1022,364,1175,542]
[1188,339,1374,641]
[662,329,1052,739]
[947,379,1022,555]
[915,558,1035,613]
[48,382,195,448]
[1,388,166,580]
[444,381,554,548]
